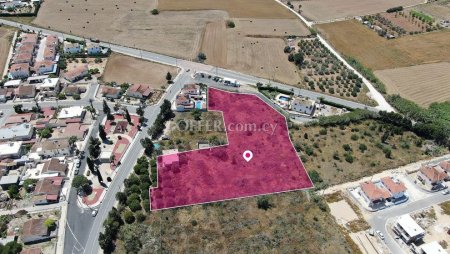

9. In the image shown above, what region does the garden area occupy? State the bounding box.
[286,38,374,105]
[158,110,227,152]
[290,110,446,188]
[361,9,440,39]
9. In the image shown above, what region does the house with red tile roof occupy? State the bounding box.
[13,52,33,64]
[101,86,121,99]
[417,165,447,190]
[17,85,36,99]
[4,113,34,126]
[41,158,67,177]
[0,88,15,103]
[381,177,407,199]
[126,84,153,99]
[439,161,450,179]
[21,218,57,244]
[63,65,88,82]
[16,44,35,55]
[32,176,64,205]
[175,94,194,112]
[9,63,30,79]
[33,60,56,75]
[20,33,38,46]
[359,181,392,207]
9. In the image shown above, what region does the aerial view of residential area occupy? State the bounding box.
[0,0,449,253]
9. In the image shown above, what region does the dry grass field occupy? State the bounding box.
[201,18,309,85]
[297,0,424,21]
[317,20,450,70]
[0,27,14,76]
[33,0,227,59]
[158,0,296,19]
[414,0,450,21]
[102,53,178,88]
[115,191,360,254]
[375,62,450,106]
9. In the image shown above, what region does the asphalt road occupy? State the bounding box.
[369,192,450,254]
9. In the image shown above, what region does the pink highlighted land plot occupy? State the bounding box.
[150,88,313,210]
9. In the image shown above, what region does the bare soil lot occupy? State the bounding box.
[297,0,424,22]
[102,53,178,88]
[33,0,227,59]
[375,62,450,106]
[414,0,450,21]
[158,0,296,19]
[317,20,450,70]
[0,27,14,75]
[201,18,309,85]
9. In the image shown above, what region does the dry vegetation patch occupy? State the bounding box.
[158,0,296,19]
[374,62,450,106]
[115,192,359,253]
[102,53,178,88]
[295,0,424,22]
[0,27,14,75]
[414,0,450,21]
[317,20,450,70]
[290,120,432,186]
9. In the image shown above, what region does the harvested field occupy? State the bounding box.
[102,53,179,88]
[414,0,450,21]
[0,27,14,75]
[33,0,227,59]
[374,62,450,106]
[231,18,310,37]
[158,0,296,19]
[297,0,424,22]
[201,18,309,85]
[317,20,450,70]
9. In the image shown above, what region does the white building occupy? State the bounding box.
[420,241,448,254]
[63,42,82,54]
[3,79,21,88]
[57,106,85,119]
[0,123,34,141]
[31,139,71,157]
[0,142,23,160]
[36,78,60,92]
[393,214,425,243]
[291,97,316,115]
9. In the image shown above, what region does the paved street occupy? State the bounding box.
[369,192,449,254]
[0,17,397,254]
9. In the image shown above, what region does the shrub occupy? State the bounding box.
[342,144,352,152]
[319,128,327,135]
[257,197,273,210]
[123,210,135,224]
[358,143,367,152]
[151,9,159,15]
[351,134,359,141]
[344,153,354,163]
[226,20,235,28]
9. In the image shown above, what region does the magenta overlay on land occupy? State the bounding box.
[149,88,313,210]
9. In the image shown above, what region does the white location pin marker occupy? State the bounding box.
[243,150,253,162]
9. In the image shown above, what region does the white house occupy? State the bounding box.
[420,241,448,254]
[63,42,82,54]
[57,106,85,119]
[0,142,23,160]
[381,177,407,200]
[291,97,316,115]
[86,42,102,55]
[3,79,22,88]
[35,78,60,92]
[393,214,425,243]
[0,123,34,142]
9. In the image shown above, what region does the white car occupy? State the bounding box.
[74,159,81,168]
[92,209,98,217]
[442,189,449,195]
[376,230,385,240]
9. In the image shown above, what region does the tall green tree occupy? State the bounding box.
[89,137,102,159]
[140,138,154,157]
[99,124,107,141]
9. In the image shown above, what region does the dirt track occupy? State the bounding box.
[0,27,14,75]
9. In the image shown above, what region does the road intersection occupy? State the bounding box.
[0,17,397,254]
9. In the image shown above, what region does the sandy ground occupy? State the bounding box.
[317,20,450,70]
[33,0,228,59]
[420,204,450,252]
[375,62,450,107]
[329,200,359,224]
[158,0,296,19]
[298,0,425,22]
[0,27,14,76]
[102,53,179,87]
[349,232,382,254]
[201,18,308,85]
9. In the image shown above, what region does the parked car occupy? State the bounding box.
[74,168,79,175]
[92,209,98,217]
[74,159,81,168]
[442,189,449,195]
[376,230,385,240]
